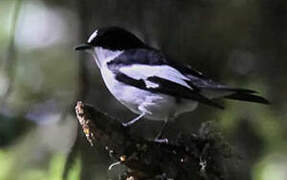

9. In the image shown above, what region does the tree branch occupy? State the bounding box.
[75,101,230,180]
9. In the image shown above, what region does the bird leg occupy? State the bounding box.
[154,121,168,143]
[122,113,145,127]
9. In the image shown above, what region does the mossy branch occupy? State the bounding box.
[75,101,230,180]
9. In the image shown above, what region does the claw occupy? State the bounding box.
[108,161,121,170]
[154,138,168,143]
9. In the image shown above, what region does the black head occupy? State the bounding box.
[75,27,146,51]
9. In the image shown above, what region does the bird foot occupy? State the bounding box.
[108,161,121,170]
[154,138,168,143]
[121,122,131,127]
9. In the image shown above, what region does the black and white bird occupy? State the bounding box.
[75,26,269,137]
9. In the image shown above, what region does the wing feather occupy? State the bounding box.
[114,71,223,109]
[107,48,268,105]
[119,64,191,89]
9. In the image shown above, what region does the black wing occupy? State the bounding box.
[108,48,269,106]
[114,72,224,109]
[169,59,270,104]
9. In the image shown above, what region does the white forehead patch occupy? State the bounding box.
[88,30,98,43]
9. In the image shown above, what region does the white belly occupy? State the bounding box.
[100,65,198,121]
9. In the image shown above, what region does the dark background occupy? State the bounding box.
[0,0,286,179]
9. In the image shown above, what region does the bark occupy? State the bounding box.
[75,101,230,180]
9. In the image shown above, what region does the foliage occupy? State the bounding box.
[0,0,286,179]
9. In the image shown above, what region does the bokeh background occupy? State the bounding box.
[0,0,286,179]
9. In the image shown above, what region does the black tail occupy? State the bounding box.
[224,92,270,105]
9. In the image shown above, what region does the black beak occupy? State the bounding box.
[74,43,92,51]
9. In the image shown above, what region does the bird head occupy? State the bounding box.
[75,26,146,67]
[75,26,145,51]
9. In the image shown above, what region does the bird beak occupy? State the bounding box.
[74,43,92,51]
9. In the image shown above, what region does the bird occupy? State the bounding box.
[75,26,269,140]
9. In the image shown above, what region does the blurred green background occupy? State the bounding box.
[0,0,286,179]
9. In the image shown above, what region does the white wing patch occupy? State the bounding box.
[145,80,160,88]
[119,65,192,89]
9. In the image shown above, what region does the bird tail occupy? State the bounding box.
[223,90,270,104]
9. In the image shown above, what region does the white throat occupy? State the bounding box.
[91,47,123,68]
